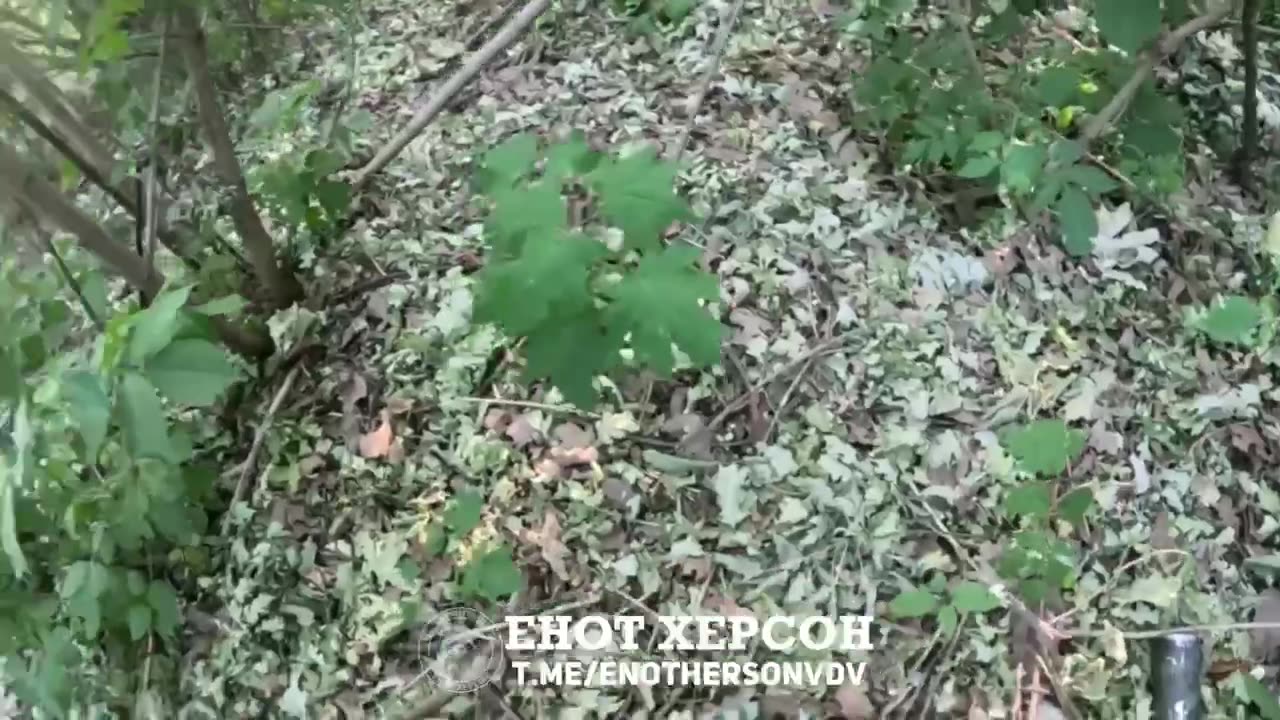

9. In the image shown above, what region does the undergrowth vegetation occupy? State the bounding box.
[4,0,1280,716]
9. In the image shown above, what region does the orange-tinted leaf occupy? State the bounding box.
[359,410,393,458]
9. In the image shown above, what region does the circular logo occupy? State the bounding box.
[417,607,505,693]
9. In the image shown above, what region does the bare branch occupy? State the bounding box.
[0,86,199,267]
[174,7,302,306]
[1082,2,1237,142]
[0,35,117,176]
[0,141,162,295]
[671,0,746,162]
[351,0,553,188]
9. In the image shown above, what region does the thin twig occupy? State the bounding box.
[671,0,746,163]
[36,229,104,330]
[762,354,815,443]
[1081,2,1236,142]
[1068,620,1280,640]
[352,0,553,187]
[1052,549,1188,626]
[454,396,600,418]
[683,328,857,452]
[222,364,302,536]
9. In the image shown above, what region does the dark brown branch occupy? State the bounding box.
[175,7,303,307]
[1233,0,1260,191]
[0,141,272,359]
[0,141,161,294]
[0,35,117,175]
[0,86,198,267]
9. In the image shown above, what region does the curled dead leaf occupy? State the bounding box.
[526,511,570,581]
[359,410,394,459]
[833,681,875,720]
[506,414,539,447]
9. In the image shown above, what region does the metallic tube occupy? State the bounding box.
[1151,632,1204,720]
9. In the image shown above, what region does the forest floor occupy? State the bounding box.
[187,0,1280,718]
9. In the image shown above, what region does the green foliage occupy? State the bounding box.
[888,580,1001,634]
[0,274,233,713]
[1002,419,1086,477]
[845,0,1187,254]
[420,492,523,603]
[472,132,724,408]
[1243,674,1280,720]
[997,418,1093,605]
[1195,295,1264,347]
[460,544,522,602]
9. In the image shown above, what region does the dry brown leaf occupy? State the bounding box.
[535,457,562,479]
[1230,423,1270,460]
[527,511,570,580]
[679,556,712,580]
[551,446,599,466]
[483,409,511,432]
[833,681,875,719]
[705,591,754,619]
[553,422,594,449]
[1251,589,1280,662]
[506,414,538,447]
[359,410,394,459]
[387,438,405,464]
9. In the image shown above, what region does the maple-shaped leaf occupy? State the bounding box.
[485,180,567,259]
[475,133,539,192]
[523,307,621,408]
[544,131,601,186]
[589,148,694,252]
[473,230,606,337]
[604,245,723,375]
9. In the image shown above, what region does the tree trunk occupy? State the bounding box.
[174,8,304,307]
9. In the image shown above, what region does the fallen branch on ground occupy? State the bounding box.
[671,0,746,162]
[351,0,553,188]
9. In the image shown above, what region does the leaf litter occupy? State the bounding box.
[189,0,1280,717]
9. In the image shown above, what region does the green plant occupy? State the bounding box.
[888,578,1002,635]
[470,132,724,408]
[421,491,522,603]
[846,0,1212,254]
[0,276,237,711]
[1191,294,1268,348]
[996,419,1093,604]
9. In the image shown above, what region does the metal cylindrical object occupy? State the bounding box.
[1151,632,1204,720]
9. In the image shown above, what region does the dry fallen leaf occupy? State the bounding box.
[535,457,562,479]
[833,680,875,720]
[505,414,538,447]
[527,511,570,580]
[553,422,594,449]
[1251,589,1280,662]
[359,410,394,459]
[551,446,599,466]
[483,409,511,432]
[705,591,754,619]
